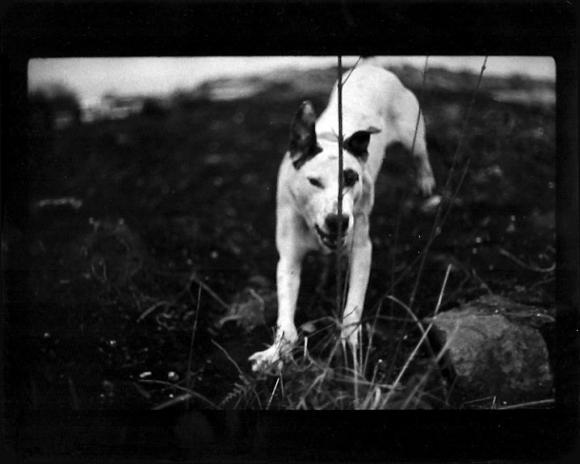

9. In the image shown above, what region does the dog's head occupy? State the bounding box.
[287,101,379,250]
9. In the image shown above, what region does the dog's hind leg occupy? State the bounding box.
[392,88,436,196]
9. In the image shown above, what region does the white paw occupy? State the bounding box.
[248,344,286,373]
[418,172,436,197]
[340,324,362,370]
[249,327,297,373]
[340,322,361,351]
[420,194,442,214]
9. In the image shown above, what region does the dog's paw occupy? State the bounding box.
[340,324,362,369]
[418,172,436,197]
[340,325,361,350]
[249,326,297,373]
[248,344,288,373]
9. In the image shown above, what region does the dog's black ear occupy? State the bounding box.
[289,101,321,169]
[344,127,380,161]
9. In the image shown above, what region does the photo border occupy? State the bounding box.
[1,1,578,462]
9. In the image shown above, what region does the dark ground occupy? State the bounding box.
[5,65,556,414]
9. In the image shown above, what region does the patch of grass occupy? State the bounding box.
[157,263,455,411]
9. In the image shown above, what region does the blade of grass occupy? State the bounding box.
[211,339,262,409]
[341,56,362,86]
[384,265,453,407]
[140,379,217,409]
[266,377,280,410]
[211,339,244,376]
[152,393,193,410]
[362,302,382,376]
[137,300,170,322]
[185,283,201,394]
[151,269,230,310]
[496,399,556,410]
[434,264,453,315]
[383,319,434,405]
[189,273,230,310]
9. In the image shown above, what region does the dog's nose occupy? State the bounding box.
[325,214,349,235]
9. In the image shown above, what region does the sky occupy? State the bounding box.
[28,56,556,104]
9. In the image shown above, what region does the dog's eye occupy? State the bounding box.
[343,169,359,187]
[308,177,323,188]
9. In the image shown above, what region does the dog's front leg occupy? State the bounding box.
[248,254,302,372]
[341,216,372,358]
[274,252,302,347]
[249,206,306,372]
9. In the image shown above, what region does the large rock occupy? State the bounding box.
[426,295,554,407]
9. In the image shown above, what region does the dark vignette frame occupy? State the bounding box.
[1,0,578,462]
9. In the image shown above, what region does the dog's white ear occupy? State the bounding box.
[344,127,379,161]
[289,101,321,169]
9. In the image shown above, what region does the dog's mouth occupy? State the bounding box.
[315,225,346,250]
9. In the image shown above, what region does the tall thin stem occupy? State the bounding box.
[336,55,344,315]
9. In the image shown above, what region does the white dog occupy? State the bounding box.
[249,61,435,372]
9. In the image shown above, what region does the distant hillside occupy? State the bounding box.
[178,64,555,107]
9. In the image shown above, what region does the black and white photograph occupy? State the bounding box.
[19,55,558,409]
[1,1,578,462]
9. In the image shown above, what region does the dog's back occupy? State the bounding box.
[316,62,419,183]
[316,63,406,138]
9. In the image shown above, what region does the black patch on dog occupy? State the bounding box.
[343,169,359,187]
[344,130,373,161]
[289,101,322,169]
